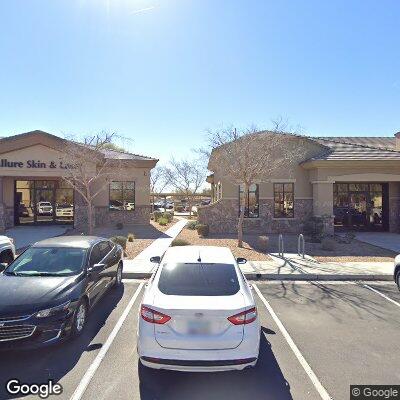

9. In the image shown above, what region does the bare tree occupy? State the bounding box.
[205,125,307,247]
[150,165,170,210]
[165,158,205,218]
[59,131,127,234]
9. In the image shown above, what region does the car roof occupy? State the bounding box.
[162,246,237,264]
[32,236,108,249]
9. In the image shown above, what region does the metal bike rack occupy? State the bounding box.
[298,233,305,259]
[278,234,284,257]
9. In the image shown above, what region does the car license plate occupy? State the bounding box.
[187,320,210,335]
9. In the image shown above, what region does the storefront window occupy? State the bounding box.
[109,182,135,211]
[274,183,294,218]
[239,184,259,218]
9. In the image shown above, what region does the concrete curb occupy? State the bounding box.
[122,271,393,281]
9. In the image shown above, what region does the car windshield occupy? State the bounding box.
[158,263,240,296]
[5,247,86,277]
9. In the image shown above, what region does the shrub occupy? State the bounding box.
[344,232,356,243]
[321,237,335,251]
[171,238,190,246]
[196,224,209,237]
[162,212,173,223]
[158,217,168,226]
[192,210,198,217]
[127,233,135,242]
[303,216,324,243]
[110,235,127,250]
[257,235,269,252]
[153,211,163,222]
[186,220,198,230]
[175,205,184,213]
[116,222,123,230]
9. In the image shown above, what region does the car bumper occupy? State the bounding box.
[0,313,75,351]
[140,356,258,372]
[138,319,260,372]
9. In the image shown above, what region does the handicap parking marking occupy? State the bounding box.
[361,283,400,309]
[70,282,144,400]
[253,284,332,400]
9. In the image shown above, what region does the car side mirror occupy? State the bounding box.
[150,256,161,264]
[88,263,105,273]
[0,263,7,273]
[236,257,247,264]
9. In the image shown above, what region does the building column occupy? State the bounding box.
[312,181,334,234]
[0,177,6,233]
[389,182,400,233]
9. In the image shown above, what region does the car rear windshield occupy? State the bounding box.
[158,263,240,296]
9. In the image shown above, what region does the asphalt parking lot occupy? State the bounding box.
[0,280,399,400]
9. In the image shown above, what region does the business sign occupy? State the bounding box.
[0,159,74,169]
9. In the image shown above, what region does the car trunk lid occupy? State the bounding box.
[152,291,245,350]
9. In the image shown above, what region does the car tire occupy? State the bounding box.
[114,263,123,287]
[396,270,400,291]
[70,300,88,338]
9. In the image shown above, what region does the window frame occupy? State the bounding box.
[109,181,135,211]
[238,183,260,219]
[273,183,295,219]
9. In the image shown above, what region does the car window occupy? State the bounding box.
[158,263,240,296]
[89,244,102,266]
[5,247,86,276]
[98,241,111,259]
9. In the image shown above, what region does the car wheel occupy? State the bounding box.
[71,300,88,338]
[114,264,123,287]
[396,270,400,291]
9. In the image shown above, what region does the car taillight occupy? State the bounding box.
[140,305,171,324]
[228,307,257,325]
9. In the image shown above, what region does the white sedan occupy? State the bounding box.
[137,246,260,372]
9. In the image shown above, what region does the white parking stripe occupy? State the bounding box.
[362,284,400,308]
[253,284,332,400]
[70,283,144,400]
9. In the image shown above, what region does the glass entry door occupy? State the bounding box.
[15,180,74,225]
[333,183,386,231]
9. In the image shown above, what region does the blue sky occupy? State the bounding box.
[0,0,399,162]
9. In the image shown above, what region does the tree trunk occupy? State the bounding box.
[237,183,249,248]
[87,202,93,235]
[188,196,192,219]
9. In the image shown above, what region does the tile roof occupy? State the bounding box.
[305,137,400,161]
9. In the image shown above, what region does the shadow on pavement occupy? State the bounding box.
[0,285,125,399]
[138,331,292,400]
[263,281,397,322]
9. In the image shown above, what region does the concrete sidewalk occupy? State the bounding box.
[123,218,187,278]
[242,253,393,281]
[6,225,70,250]
[124,245,394,280]
[351,232,400,253]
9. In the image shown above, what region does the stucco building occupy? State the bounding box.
[0,130,158,232]
[198,132,400,234]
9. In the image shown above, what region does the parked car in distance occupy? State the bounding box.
[18,204,30,217]
[0,236,123,349]
[37,201,53,215]
[55,203,74,217]
[0,236,16,266]
[394,255,400,290]
[201,199,211,206]
[138,246,260,372]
